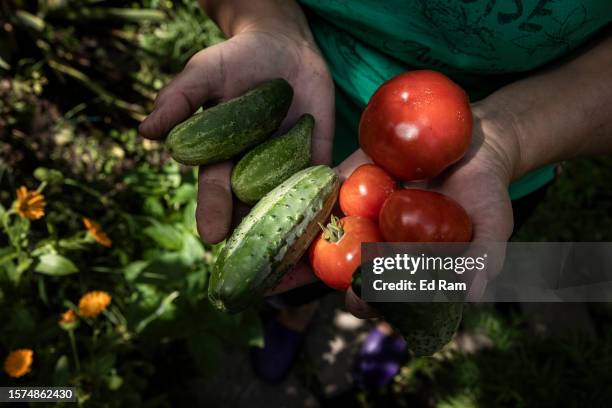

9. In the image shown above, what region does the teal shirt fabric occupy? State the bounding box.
[298,0,612,199]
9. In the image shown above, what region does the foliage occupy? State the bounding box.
[513,157,612,241]
[0,160,263,404]
[1,1,262,406]
[348,306,612,408]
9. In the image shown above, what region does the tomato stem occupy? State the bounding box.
[319,215,344,243]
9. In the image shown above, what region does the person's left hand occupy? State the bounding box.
[270,102,521,317]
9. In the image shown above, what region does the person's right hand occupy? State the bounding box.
[139,13,334,244]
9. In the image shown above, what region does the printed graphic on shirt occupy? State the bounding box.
[301,0,610,73]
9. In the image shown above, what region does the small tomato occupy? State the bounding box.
[309,215,382,290]
[379,189,472,242]
[339,164,396,221]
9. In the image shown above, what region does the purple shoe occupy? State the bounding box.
[249,316,304,384]
[352,328,408,389]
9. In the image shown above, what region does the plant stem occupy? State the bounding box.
[36,181,47,193]
[64,178,110,206]
[68,330,81,373]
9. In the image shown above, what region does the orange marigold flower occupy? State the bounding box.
[15,186,46,220]
[78,291,111,318]
[60,309,77,324]
[4,349,33,378]
[83,217,112,247]
[59,309,79,330]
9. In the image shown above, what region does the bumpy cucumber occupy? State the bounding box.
[231,114,313,205]
[166,79,293,166]
[352,269,463,356]
[209,165,339,313]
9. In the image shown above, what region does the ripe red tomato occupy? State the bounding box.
[379,189,472,242]
[339,164,396,221]
[359,70,472,181]
[309,216,382,290]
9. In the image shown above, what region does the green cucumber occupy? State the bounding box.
[231,114,313,205]
[352,269,463,356]
[209,165,339,313]
[166,78,293,166]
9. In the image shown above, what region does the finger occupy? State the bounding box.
[464,198,513,301]
[266,259,318,295]
[196,162,233,244]
[463,239,509,302]
[299,72,335,165]
[231,200,251,229]
[345,288,379,318]
[139,45,226,140]
[333,149,372,181]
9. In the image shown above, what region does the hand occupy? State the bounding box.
[344,102,520,317]
[139,15,334,244]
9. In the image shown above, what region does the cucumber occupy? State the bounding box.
[231,114,313,205]
[209,165,339,313]
[166,78,293,166]
[352,268,463,356]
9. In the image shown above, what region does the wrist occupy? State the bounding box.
[200,0,313,43]
[471,99,523,185]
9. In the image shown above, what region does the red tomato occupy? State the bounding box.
[339,164,396,221]
[309,216,382,290]
[379,189,472,242]
[359,70,472,181]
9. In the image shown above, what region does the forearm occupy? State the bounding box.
[198,0,312,41]
[478,29,612,181]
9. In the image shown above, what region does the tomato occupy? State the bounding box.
[309,216,382,290]
[379,189,472,242]
[339,164,396,221]
[359,70,472,181]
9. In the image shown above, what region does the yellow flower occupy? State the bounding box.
[78,291,111,318]
[83,217,112,247]
[59,309,79,330]
[4,349,33,378]
[15,186,46,220]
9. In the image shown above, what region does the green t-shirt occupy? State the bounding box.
[299,0,612,199]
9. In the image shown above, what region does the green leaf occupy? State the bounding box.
[135,291,179,333]
[106,370,124,391]
[53,355,70,386]
[0,55,10,70]
[143,196,165,217]
[144,222,183,250]
[0,247,17,265]
[183,200,197,232]
[16,257,33,275]
[34,254,79,276]
[34,167,64,185]
[171,183,196,205]
[57,236,88,251]
[38,276,49,305]
[179,233,205,265]
[124,260,149,281]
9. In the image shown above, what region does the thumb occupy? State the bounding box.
[139,45,225,139]
[333,149,372,181]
